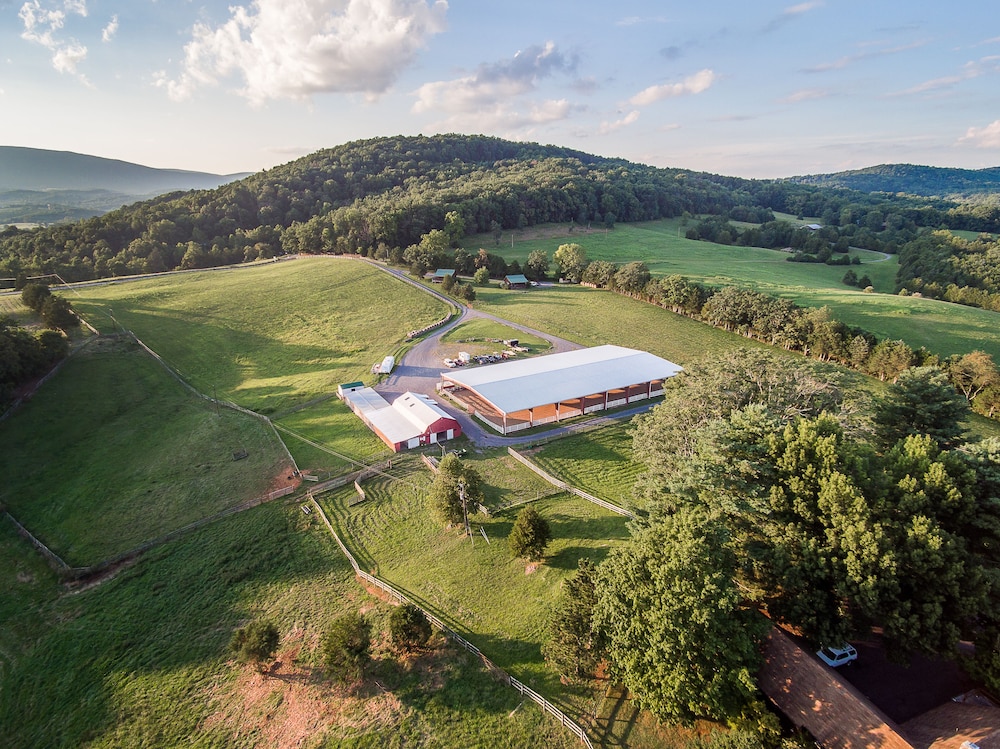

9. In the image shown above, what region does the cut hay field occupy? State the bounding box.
[70,257,449,415]
[474,283,770,366]
[467,219,1000,362]
[0,337,292,566]
[0,501,579,749]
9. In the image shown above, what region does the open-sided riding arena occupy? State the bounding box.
[439,344,682,435]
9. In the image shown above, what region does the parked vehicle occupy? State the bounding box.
[816,643,858,667]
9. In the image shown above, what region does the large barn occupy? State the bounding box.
[338,384,461,452]
[439,344,682,434]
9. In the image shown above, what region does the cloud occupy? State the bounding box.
[778,87,831,104]
[616,15,669,27]
[164,0,448,103]
[597,110,639,135]
[802,40,924,73]
[19,0,89,78]
[761,1,823,33]
[628,69,716,106]
[101,14,117,43]
[421,98,576,136]
[412,41,576,114]
[960,120,1000,148]
[893,56,1000,95]
[660,45,682,61]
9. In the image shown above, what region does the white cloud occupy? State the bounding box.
[894,56,1000,95]
[628,69,716,106]
[761,1,823,33]
[19,0,89,78]
[423,98,574,135]
[164,0,448,104]
[960,120,1000,148]
[803,41,925,74]
[412,41,576,114]
[102,15,118,43]
[778,88,830,104]
[597,110,639,135]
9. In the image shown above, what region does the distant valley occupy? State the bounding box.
[0,146,251,225]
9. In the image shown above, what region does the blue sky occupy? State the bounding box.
[2,0,999,178]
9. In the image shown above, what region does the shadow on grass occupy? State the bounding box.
[545,544,615,571]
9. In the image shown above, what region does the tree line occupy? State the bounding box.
[2,134,994,287]
[0,283,78,410]
[541,350,1000,727]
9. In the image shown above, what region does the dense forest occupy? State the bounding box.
[2,134,998,286]
[789,163,1000,198]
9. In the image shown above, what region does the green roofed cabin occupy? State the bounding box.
[503,274,529,289]
[431,269,456,283]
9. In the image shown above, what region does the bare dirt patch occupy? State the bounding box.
[203,643,406,749]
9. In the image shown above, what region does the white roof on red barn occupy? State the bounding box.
[441,344,682,414]
[346,388,456,445]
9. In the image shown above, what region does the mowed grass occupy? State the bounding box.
[529,422,644,508]
[439,317,550,350]
[474,283,769,366]
[0,501,579,749]
[70,257,449,415]
[468,219,1000,361]
[0,338,292,566]
[319,452,630,698]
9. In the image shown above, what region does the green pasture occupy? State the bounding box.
[318,452,630,696]
[0,338,292,566]
[275,400,393,477]
[465,217,897,290]
[474,284,768,366]
[0,501,578,749]
[439,317,550,350]
[528,422,644,509]
[70,258,449,415]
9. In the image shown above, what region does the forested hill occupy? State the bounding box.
[789,163,1000,198]
[0,134,992,282]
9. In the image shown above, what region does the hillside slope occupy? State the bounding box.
[788,163,1000,198]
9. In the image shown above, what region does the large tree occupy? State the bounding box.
[542,559,602,681]
[427,454,484,527]
[553,243,587,283]
[525,249,549,281]
[873,365,969,449]
[593,508,766,723]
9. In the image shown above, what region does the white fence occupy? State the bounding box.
[308,494,594,749]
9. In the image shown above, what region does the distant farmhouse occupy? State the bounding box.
[431,269,455,283]
[338,384,461,452]
[440,344,681,435]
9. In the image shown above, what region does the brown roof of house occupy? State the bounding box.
[903,700,1000,749]
[758,627,913,749]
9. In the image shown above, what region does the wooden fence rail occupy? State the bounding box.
[307,493,594,749]
[506,447,634,519]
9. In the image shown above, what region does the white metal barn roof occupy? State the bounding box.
[441,344,682,414]
[344,388,455,445]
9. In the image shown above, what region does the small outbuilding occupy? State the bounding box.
[431,269,456,283]
[503,274,529,290]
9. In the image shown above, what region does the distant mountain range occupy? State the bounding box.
[787,163,1000,199]
[0,146,251,224]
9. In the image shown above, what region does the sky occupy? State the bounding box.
[2,0,999,179]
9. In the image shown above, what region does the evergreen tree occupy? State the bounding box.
[542,559,603,680]
[427,454,483,527]
[508,505,552,561]
[874,366,970,449]
[389,603,432,653]
[229,620,280,672]
[323,612,371,684]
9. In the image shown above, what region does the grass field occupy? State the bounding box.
[439,317,550,350]
[70,258,449,415]
[0,501,580,749]
[528,422,644,509]
[474,283,769,366]
[0,338,292,566]
[318,452,629,692]
[466,219,1000,362]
